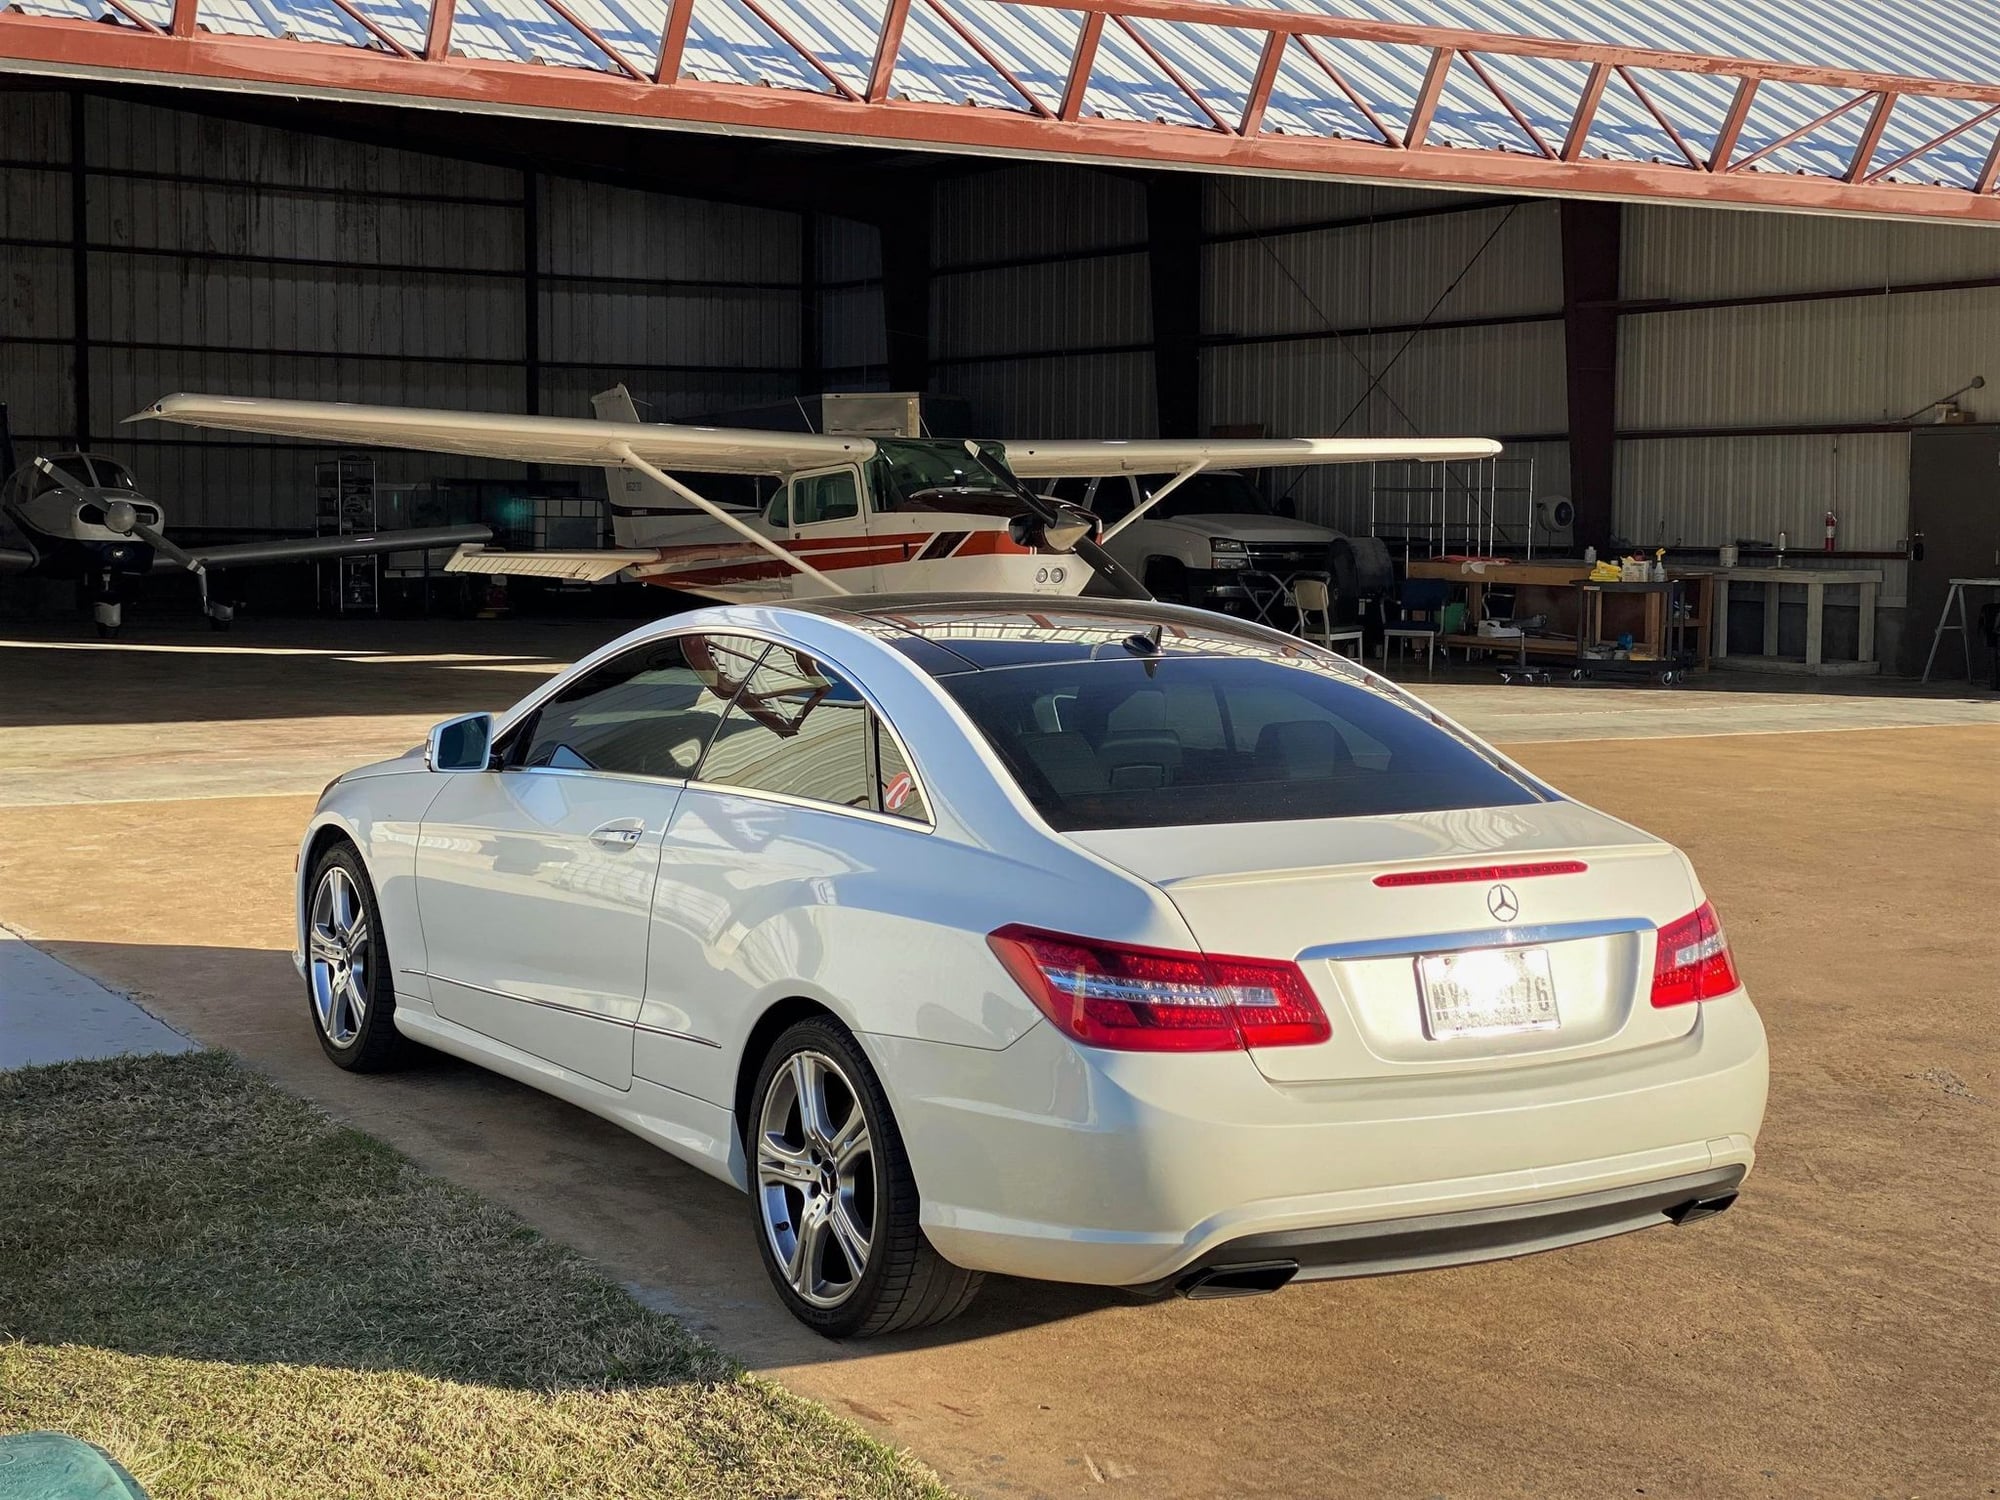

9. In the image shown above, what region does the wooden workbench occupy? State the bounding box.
[1406,558,1716,665]
[1711,565,1882,675]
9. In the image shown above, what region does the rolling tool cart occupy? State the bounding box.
[1567,579,1695,685]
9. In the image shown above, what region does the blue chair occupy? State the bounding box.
[1380,578,1451,673]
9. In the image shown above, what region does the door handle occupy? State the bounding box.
[589,818,646,850]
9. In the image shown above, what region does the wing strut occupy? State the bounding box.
[610,443,850,597]
[1099,461,1209,544]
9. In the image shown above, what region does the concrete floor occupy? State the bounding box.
[2,617,1996,1499]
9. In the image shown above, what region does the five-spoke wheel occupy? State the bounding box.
[748,1018,982,1338]
[757,1050,876,1309]
[304,843,410,1071]
[309,864,372,1048]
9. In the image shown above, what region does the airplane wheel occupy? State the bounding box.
[96,622,119,640]
[208,614,232,632]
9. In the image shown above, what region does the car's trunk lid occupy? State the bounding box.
[1067,801,1701,1083]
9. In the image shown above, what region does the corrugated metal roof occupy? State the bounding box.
[9,0,2000,193]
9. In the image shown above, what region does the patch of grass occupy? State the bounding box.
[0,1051,949,1500]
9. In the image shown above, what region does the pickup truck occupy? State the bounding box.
[1046,470,1341,610]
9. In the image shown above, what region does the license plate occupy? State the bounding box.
[1417,947,1561,1039]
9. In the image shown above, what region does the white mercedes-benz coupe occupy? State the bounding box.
[296,596,1768,1337]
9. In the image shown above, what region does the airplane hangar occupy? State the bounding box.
[2,2,1998,673]
[1,7,1998,1499]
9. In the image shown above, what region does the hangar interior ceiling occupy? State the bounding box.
[6,80,2000,635]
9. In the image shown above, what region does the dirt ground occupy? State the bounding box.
[1,623,1995,1498]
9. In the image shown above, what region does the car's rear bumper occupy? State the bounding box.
[868,991,1767,1289]
[1145,1163,1746,1298]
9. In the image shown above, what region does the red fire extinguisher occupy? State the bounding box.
[1824,509,1838,552]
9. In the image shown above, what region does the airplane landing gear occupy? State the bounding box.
[93,599,122,638]
[196,565,234,630]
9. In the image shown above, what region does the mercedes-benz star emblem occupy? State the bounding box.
[1487,884,1520,923]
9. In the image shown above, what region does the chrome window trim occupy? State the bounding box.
[1298,917,1655,965]
[489,624,937,826]
[681,778,936,834]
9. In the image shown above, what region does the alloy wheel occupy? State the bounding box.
[307,865,371,1047]
[755,1050,876,1308]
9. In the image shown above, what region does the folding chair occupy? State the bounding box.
[1292,575,1363,657]
[1238,570,1296,629]
[1381,578,1450,673]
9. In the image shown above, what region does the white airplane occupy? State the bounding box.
[0,406,491,636]
[131,389,1502,604]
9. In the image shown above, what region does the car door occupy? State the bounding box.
[414,631,759,1089]
[634,639,936,1103]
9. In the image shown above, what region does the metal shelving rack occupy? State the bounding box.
[314,456,379,616]
[1367,456,1539,562]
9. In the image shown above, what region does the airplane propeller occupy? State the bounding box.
[996,484,1152,601]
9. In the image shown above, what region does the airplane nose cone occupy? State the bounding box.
[102,500,138,534]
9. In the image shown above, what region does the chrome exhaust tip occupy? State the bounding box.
[1663,1191,1739,1225]
[1177,1260,1299,1300]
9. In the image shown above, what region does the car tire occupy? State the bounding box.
[1144,557,1192,605]
[304,843,413,1073]
[747,1017,983,1339]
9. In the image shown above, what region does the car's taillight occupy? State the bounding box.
[1651,901,1740,1007]
[987,925,1330,1052]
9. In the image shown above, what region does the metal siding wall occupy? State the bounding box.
[536,369,802,422]
[1617,205,2000,606]
[935,252,1150,359]
[1203,177,1478,233]
[932,164,1153,434]
[816,215,886,380]
[932,163,1147,265]
[538,178,800,283]
[0,90,820,532]
[1623,203,2000,301]
[821,285,888,377]
[1620,294,2000,431]
[1616,433,1909,601]
[1204,201,1560,336]
[946,353,1157,438]
[0,93,73,444]
[1204,323,1567,441]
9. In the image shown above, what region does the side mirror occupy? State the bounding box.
[426,712,494,772]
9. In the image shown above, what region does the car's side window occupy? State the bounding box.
[873,719,929,822]
[510,632,768,780]
[695,644,881,813]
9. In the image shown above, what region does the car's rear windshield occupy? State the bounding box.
[937,655,1546,831]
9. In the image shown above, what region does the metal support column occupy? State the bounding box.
[521,169,540,415]
[877,185,931,394]
[1147,173,1202,438]
[68,91,90,451]
[1560,198,1620,555]
[800,209,822,396]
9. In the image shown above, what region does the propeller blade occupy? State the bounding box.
[1068,531,1152,601]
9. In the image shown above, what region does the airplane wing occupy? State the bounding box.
[996,436,1503,478]
[445,545,653,582]
[148,524,494,572]
[131,394,875,477]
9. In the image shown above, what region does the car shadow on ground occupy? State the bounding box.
[27,938,1144,1371]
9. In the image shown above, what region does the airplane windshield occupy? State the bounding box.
[86,458,140,491]
[44,457,92,489]
[870,439,1022,515]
